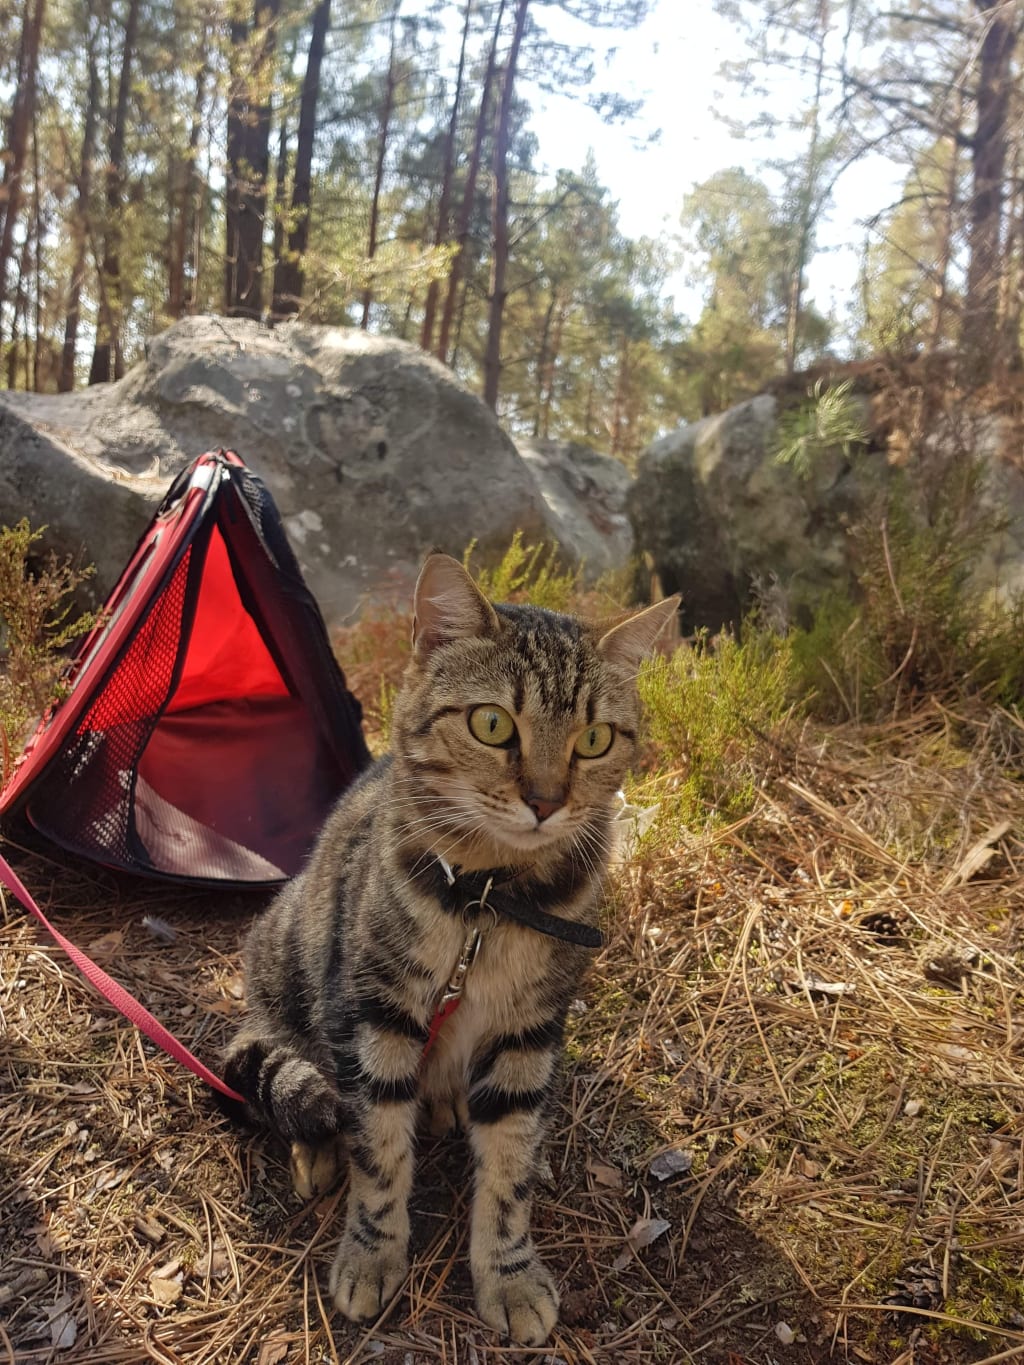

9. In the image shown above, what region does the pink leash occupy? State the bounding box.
[0,852,245,1104]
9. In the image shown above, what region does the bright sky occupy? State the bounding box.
[523,0,906,329]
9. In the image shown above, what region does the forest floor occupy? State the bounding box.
[2,699,1024,1365]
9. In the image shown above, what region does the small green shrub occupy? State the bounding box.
[789,592,885,720]
[788,457,1023,718]
[638,626,797,828]
[463,530,579,612]
[0,521,98,775]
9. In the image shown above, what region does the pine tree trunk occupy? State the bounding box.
[420,0,472,352]
[928,112,962,356]
[31,85,43,390]
[482,0,529,411]
[0,0,46,353]
[784,0,828,375]
[532,294,557,435]
[272,114,289,308]
[961,0,1014,383]
[7,230,32,387]
[583,371,595,437]
[60,31,99,389]
[450,270,470,368]
[610,337,630,458]
[436,0,506,364]
[540,301,565,438]
[186,142,206,314]
[997,84,1023,370]
[273,0,331,317]
[88,0,141,384]
[169,60,208,319]
[361,2,400,331]
[225,0,281,319]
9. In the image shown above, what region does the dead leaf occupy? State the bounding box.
[149,1271,183,1306]
[613,1216,671,1270]
[50,1310,78,1350]
[256,1333,291,1365]
[147,964,183,989]
[733,1126,770,1152]
[86,930,124,958]
[942,820,1011,890]
[196,1245,230,1279]
[649,1148,693,1181]
[92,1166,127,1193]
[202,998,244,1015]
[784,974,855,998]
[586,1159,624,1190]
[133,1213,165,1245]
[32,1222,68,1257]
[0,1267,49,1306]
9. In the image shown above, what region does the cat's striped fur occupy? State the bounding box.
[224,554,677,1344]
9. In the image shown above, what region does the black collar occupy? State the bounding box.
[431,858,604,950]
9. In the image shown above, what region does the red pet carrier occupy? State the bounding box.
[0,449,369,885]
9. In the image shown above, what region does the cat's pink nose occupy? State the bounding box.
[528,794,564,822]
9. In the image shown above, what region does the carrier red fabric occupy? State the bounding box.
[0,450,369,886]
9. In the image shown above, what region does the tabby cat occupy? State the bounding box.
[224,553,678,1345]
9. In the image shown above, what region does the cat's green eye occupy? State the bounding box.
[574,723,614,758]
[468,704,516,747]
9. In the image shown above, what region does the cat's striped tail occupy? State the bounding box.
[221,1035,348,1142]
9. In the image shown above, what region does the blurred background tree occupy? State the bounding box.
[1,0,1023,442]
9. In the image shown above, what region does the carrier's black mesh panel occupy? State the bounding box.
[26,549,191,868]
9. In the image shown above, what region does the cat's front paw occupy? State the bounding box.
[475,1255,559,1345]
[330,1237,407,1322]
[290,1136,345,1201]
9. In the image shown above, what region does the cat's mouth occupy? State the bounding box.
[417,777,579,855]
[491,804,574,852]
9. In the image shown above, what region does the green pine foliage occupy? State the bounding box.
[774,378,869,480]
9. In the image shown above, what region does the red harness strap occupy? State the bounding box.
[0,853,245,1104]
[422,996,461,1060]
[420,912,486,1062]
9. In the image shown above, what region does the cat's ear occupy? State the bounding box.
[412,553,499,660]
[597,595,681,670]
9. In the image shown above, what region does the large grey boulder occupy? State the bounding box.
[517,438,633,581]
[628,394,889,631]
[941,412,1024,603]
[0,398,168,595]
[628,389,1024,633]
[0,317,551,623]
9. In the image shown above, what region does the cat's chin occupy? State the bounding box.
[489,821,574,857]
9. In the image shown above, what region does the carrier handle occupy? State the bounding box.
[0,852,245,1104]
[155,449,242,521]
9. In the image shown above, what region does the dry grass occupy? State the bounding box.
[2,700,1024,1364]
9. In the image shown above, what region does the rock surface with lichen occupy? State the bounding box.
[0,316,559,623]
